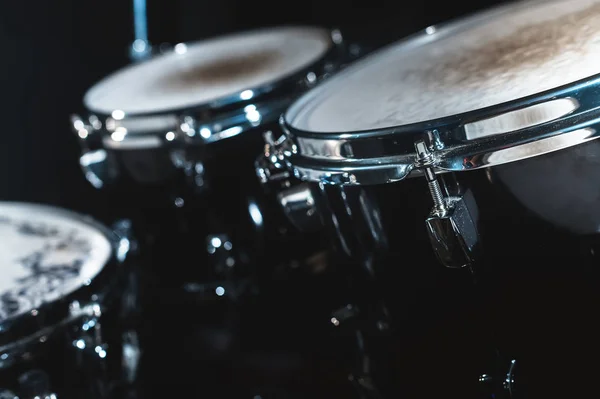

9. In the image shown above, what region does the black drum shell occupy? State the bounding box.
[89,122,330,289]
[308,142,600,397]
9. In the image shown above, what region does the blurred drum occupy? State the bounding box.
[71,26,356,297]
[277,0,600,397]
[0,202,138,399]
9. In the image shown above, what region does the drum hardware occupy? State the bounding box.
[170,119,207,195]
[256,131,322,233]
[413,135,480,270]
[109,219,140,323]
[70,114,116,189]
[276,184,322,233]
[478,358,517,399]
[120,330,141,385]
[256,131,294,186]
[129,0,151,62]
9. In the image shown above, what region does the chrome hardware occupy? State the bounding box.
[17,370,57,399]
[71,114,102,142]
[478,358,517,399]
[129,0,152,62]
[79,149,118,189]
[305,71,318,87]
[276,183,321,232]
[504,359,517,398]
[178,115,198,140]
[171,116,207,193]
[257,131,323,232]
[110,218,134,263]
[255,131,292,185]
[121,330,141,384]
[72,114,117,189]
[330,304,360,327]
[111,219,133,241]
[330,28,343,45]
[414,137,480,269]
[130,39,152,62]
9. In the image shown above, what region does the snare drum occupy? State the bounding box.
[279,0,600,396]
[71,26,354,293]
[0,202,138,399]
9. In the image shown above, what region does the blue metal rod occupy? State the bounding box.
[133,0,148,42]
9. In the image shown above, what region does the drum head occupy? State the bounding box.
[0,203,112,322]
[84,26,332,115]
[285,0,600,133]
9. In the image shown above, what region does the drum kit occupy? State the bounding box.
[2,0,600,397]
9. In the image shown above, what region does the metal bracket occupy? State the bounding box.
[414,134,480,269]
[478,358,517,399]
[255,131,292,185]
[71,114,118,189]
[129,0,152,62]
[256,131,322,232]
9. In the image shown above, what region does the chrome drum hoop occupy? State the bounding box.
[281,73,600,186]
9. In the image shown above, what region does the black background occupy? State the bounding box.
[0,0,507,219]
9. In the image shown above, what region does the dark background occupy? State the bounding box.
[0,0,507,219]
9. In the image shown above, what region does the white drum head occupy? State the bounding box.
[84,26,332,115]
[0,203,112,322]
[286,0,600,133]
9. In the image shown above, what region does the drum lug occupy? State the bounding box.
[255,130,292,185]
[414,138,480,269]
[256,131,322,232]
[276,183,322,233]
[71,114,116,189]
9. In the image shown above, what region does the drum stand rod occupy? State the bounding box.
[129,0,152,61]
